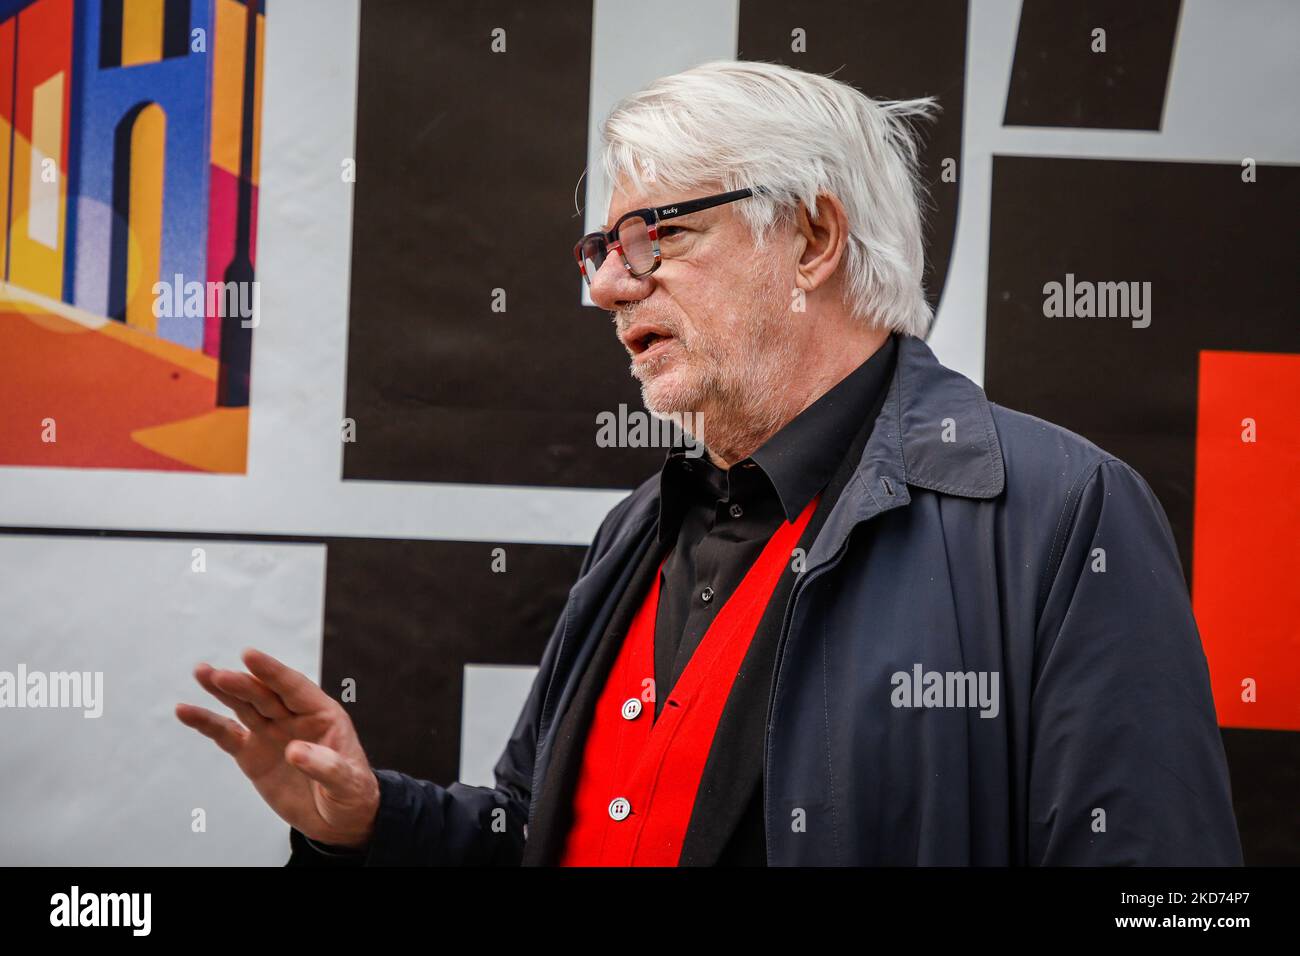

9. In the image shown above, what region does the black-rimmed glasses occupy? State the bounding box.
[574,186,768,285]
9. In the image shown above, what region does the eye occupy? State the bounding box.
[658,225,686,239]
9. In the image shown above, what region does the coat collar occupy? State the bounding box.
[801,332,1004,569]
[862,332,1004,500]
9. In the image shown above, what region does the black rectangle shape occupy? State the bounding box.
[342,1,663,488]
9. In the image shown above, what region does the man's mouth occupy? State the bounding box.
[622,323,677,360]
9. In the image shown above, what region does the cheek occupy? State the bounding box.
[668,247,781,346]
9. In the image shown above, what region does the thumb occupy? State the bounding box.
[285,740,359,795]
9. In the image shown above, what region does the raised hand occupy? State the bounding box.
[176,647,381,849]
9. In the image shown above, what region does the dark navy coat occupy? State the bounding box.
[290,333,1242,866]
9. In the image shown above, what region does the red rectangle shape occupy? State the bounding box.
[1193,350,1300,730]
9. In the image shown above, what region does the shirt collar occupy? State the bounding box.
[656,333,899,537]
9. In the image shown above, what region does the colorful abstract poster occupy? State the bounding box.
[0,0,264,472]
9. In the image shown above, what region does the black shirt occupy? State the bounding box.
[654,337,897,717]
[650,333,898,864]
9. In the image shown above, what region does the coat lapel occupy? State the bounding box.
[805,334,1006,574]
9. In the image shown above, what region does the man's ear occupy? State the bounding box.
[794,192,849,294]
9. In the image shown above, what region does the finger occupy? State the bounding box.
[209,669,294,720]
[241,648,333,716]
[176,703,249,756]
[284,740,360,796]
[194,663,268,730]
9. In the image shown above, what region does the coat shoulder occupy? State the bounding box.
[982,402,1170,626]
[986,401,1122,507]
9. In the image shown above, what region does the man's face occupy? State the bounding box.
[587,176,799,424]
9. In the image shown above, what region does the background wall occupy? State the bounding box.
[0,0,1295,865]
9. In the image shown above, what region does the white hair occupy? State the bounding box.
[596,60,940,337]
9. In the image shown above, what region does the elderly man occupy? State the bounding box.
[177,61,1242,866]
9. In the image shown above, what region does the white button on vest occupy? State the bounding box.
[621,697,642,720]
[608,797,631,821]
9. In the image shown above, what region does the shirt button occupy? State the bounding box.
[621,697,642,720]
[729,502,743,518]
[609,797,631,821]
[701,586,714,603]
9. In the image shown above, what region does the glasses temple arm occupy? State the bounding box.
[652,186,769,221]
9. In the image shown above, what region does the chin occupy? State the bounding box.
[638,365,703,417]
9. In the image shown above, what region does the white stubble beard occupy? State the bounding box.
[632,270,802,461]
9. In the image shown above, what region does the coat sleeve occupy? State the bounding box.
[285,498,628,866]
[1026,458,1243,865]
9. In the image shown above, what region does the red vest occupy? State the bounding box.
[558,493,820,865]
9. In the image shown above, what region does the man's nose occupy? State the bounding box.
[588,250,654,311]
